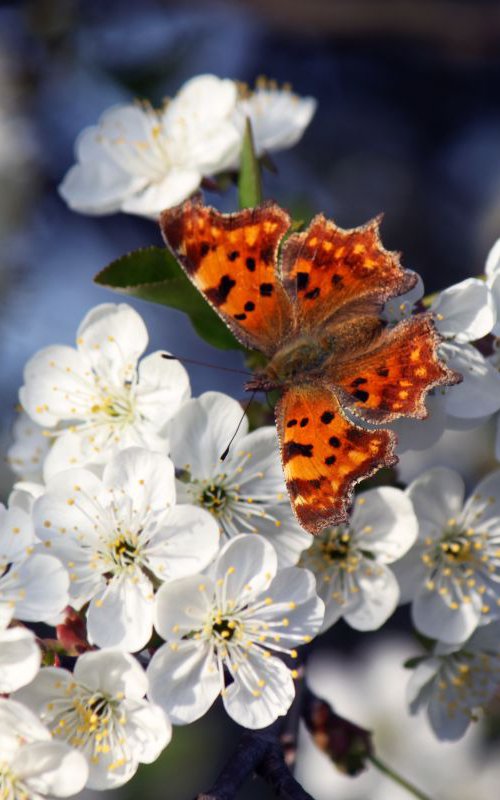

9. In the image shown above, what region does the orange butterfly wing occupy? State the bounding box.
[275,384,397,533]
[280,213,416,328]
[332,314,460,423]
[160,198,293,354]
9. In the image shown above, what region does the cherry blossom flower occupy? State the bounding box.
[59,75,241,218]
[407,622,500,740]
[0,496,69,627]
[169,391,311,567]
[15,649,171,790]
[147,534,324,729]
[234,78,316,159]
[0,698,88,798]
[20,303,190,479]
[300,487,417,632]
[33,447,219,652]
[394,467,500,644]
[296,637,500,800]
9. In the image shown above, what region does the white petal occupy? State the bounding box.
[74,649,148,699]
[256,566,324,646]
[136,350,191,429]
[444,341,500,418]
[427,689,471,741]
[223,653,295,728]
[87,572,154,652]
[8,554,69,623]
[154,574,213,640]
[214,535,277,602]
[392,392,447,453]
[391,545,429,604]
[0,627,40,693]
[42,431,89,480]
[34,468,105,544]
[485,237,500,279]
[103,447,176,512]
[352,487,418,563]
[461,468,500,528]
[406,658,441,713]
[0,503,35,563]
[412,586,482,644]
[77,302,148,382]
[488,272,500,335]
[147,640,220,725]
[13,741,89,797]
[343,564,399,630]
[121,698,172,762]
[146,504,220,581]
[406,466,465,531]
[238,88,316,156]
[236,426,285,497]
[431,278,496,342]
[121,169,201,217]
[169,391,248,478]
[254,509,311,568]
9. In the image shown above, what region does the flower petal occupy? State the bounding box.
[431,278,496,343]
[223,652,295,728]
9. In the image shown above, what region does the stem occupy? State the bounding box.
[369,754,434,800]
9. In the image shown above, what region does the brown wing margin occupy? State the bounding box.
[160,198,293,355]
[275,384,397,534]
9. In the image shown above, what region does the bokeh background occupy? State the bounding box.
[2,1,500,797]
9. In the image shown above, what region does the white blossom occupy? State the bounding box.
[20,303,190,478]
[234,78,316,159]
[0,497,68,627]
[300,487,417,632]
[394,467,500,644]
[147,535,324,729]
[59,75,241,218]
[0,698,88,798]
[407,622,500,740]
[296,637,500,800]
[15,650,171,790]
[169,391,311,567]
[33,447,219,652]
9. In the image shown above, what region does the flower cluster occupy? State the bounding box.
[6,67,500,800]
[59,74,316,218]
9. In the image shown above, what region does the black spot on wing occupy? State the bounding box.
[320,411,335,424]
[353,389,369,403]
[206,275,236,306]
[260,283,274,297]
[246,257,256,271]
[297,272,309,291]
[283,441,314,462]
[228,250,239,261]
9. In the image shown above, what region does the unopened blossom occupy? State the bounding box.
[0,626,40,694]
[34,447,219,652]
[169,392,311,567]
[407,622,500,740]
[300,488,417,632]
[394,467,500,644]
[15,649,171,790]
[147,535,324,729]
[20,303,190,478]
[0,496,69,627]
[234,78,316,159]
[0,698,88,798]
[59,74,241,218]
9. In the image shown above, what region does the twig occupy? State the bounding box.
[280,664,305,769]
[369,754,434,800]
[256,743,315,799]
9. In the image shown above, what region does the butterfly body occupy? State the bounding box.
[160,198,460,534]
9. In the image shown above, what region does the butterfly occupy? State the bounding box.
[160,198,460,534]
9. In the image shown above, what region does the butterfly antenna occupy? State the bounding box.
[220,391,257,462]
[162,353,250,376]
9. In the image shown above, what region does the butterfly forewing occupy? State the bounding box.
[275,384,397,534]
[160,199,293,354]
[280,214,416,330]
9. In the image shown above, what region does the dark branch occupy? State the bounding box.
[256,743,315,799]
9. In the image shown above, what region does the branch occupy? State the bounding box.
[195,719,312,800]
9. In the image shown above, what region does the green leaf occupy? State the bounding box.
[238,118,262,209]
[94,246,244,351]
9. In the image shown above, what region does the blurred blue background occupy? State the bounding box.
[2,1,500,796]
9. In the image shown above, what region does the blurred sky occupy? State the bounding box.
[2,1,500,796]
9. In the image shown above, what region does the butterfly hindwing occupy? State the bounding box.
[332,314,461,423]
[275,384,397,534]
[281,213,416,329]
[160,198,293,354]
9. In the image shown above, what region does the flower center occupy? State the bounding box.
[110,533,139,567]
[89,389,136,425]
[0,763,27,800]
[320,530,351,561]
[200,484,228,516]
[211,615,240,642]
[439,533,472,563]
